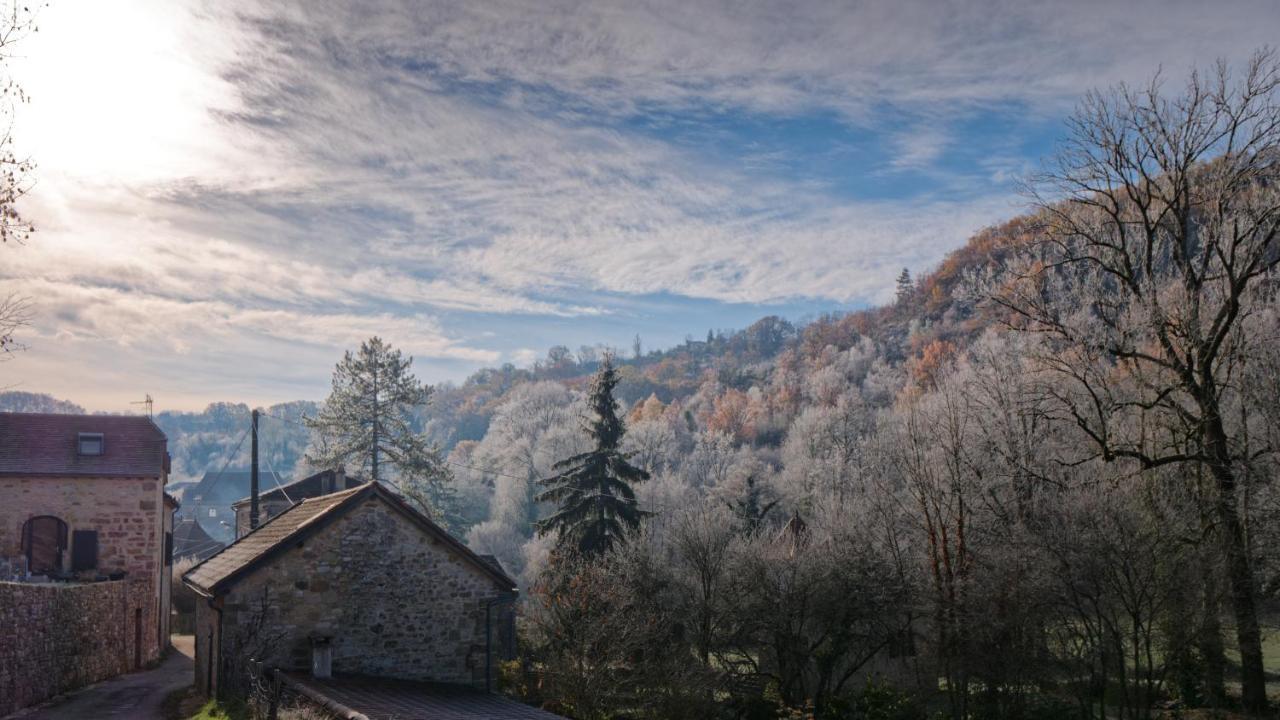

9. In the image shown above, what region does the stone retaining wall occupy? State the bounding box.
[0,580,137,716]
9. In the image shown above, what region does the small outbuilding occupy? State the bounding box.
[229,467,365,539]
[183,482,517,698]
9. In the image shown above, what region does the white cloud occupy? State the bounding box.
[6,0,1278,409]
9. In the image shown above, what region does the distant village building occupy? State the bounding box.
[173,517,225,562]
[186,469,285,543]
[230,467,364,538]
[184,482,517,698]
[0,413,178,714]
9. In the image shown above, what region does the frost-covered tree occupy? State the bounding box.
[536,355,650,557]
[997,52,1280,711]
[464,382,583,580]
[306,337,454,524]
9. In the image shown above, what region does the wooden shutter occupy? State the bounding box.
[71,530,99,571]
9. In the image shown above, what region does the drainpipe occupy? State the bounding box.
[484,592,517,693]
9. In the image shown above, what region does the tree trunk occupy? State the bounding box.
[1205,417,1268,714]
[1199,567,1227,708]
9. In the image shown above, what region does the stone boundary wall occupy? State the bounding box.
[0,580,133,716]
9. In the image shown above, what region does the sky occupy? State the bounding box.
[2,0,1278,412]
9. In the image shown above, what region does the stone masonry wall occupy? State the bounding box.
[0,580,133,716]
[219,496,509,687]
[0,476,166,670]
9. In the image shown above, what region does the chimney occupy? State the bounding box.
[332,466,346,494]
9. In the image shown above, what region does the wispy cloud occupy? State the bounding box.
[5,0,1277,409]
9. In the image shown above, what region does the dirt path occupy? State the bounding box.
[8,636,194,720]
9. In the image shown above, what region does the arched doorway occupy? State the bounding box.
[22,515,68,574]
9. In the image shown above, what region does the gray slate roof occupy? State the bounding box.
[190,470,286,505]
[279,673,564,720]
[230,468,365,509]
[183,482,516,595]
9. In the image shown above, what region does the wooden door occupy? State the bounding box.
[24,516,67,574]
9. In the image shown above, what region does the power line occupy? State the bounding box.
[259,411,307,428]
[185,427,250,511]
[261,450,295,506]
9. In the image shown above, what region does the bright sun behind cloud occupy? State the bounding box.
[16,0,245,187]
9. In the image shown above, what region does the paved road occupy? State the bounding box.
[11,636,194,720]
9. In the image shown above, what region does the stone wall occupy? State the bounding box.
[0,476,167,670]
[216,495,510,689]
[0,580,138,716]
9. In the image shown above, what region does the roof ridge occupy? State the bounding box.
[183,482,517,595]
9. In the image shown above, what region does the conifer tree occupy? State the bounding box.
[895,267,914,304]
[306,337,459,527]
[536,354,649,556]
[724,475,778,533]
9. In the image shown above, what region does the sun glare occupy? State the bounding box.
[15,0,240,187]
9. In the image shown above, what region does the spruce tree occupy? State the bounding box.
[536,355,649,556]
[895,267,914,304]
[305,337,458,527]
[724,475,778,533]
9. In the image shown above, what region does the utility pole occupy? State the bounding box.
[371,360,379,482]
[250,408,260,531]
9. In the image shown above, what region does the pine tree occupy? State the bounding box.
[895,267,914,304]
[305,337,457,527]
[536,355,650,557]
[724,475,778,533]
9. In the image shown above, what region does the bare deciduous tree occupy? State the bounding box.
[997,51,1280,712]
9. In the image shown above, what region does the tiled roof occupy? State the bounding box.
[184,483,516,595]
[0,413,168,478]
[278,673,565,720]
[184,485,363,593]
[190,470,286,505]
[230,469,365,509]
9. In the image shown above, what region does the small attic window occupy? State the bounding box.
[78,432,105,456]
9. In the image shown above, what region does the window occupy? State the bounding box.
[164,531,173,566]
[71,530,99,571]
[77,432,105,455]
[21,515,68,574]
[208,508,217,518]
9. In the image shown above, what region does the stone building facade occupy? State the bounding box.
[230,468,363,538]
[0,412,176,692]
[184,482,516,697]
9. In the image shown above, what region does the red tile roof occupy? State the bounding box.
[0,413,168,478]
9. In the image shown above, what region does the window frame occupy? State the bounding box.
[77,432,105,456]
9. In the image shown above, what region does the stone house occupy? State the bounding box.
[0,413,178,671]
[173,517,225,562]
[183,482,517,698]
[186,469,285,543]
[229,467,364,538]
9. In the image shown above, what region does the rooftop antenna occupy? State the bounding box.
[131,394,154,418]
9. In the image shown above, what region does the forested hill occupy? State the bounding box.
[0,213,1033,487]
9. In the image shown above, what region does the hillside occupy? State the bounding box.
[0,214,1028,489]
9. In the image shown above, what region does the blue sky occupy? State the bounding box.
[4,0,1278,410]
